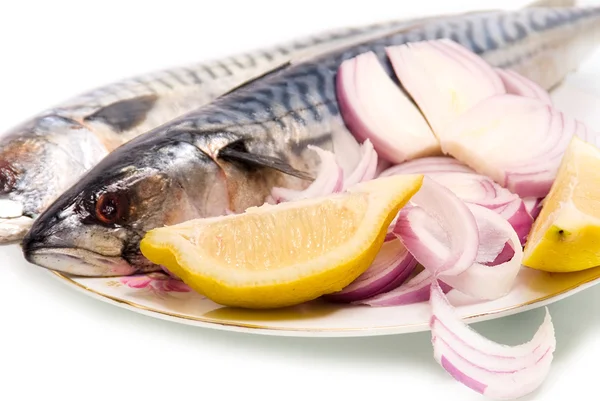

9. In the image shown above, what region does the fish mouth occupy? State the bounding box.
[25,247,137,277]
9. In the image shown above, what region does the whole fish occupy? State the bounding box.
[0,17,416,243]
[23,5,600,276]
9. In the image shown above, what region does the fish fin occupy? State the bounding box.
[84,94,158,133]
[526,0,576,7]
[219,141,314,181]
[217,62,292,98]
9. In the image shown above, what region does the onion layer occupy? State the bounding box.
[495,68,553,106]
[379,157,475,176]
[439,94,585,198]
[326,239,417,303]
[393,177,479,276]
[271,145,343,203]
[386,39,505,136]
[381,167,534,245]
[343,139,378,189]
[359,270,451,306]
[430,281,556,399]
[336,50,439,163]
[439,204,523,300]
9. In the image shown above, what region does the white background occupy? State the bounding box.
[1,0,600,400]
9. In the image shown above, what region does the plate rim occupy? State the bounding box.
[49,270,600,337]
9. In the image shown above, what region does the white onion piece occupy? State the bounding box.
[343,139,378,189]
[439,204,523,300]
[326,239,417,303]
[430,281,556,399]
[378,157,475,177]
[271,146,343,202]
[439,94,583,198]
[495,68,553,106]
[358,269,452,306]
[336,50,440,164]
[387,39,505,136]
[394,178,479,276]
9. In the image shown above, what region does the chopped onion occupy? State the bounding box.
[381,168,534,245]
[386,39,505,136]
[359,270,452,306]
[393,177,479,276]
[342,139,378,189]
[495,68,553,106]
[430,174,533,245]
[439,94,582,198]
[378,156,475,176]
[336,50,440,164]
[430,281,556,399]
[326,239,417,303]
[271,145,343,203]
[439,204,523,300]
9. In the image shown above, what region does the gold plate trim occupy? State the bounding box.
[51,270,600,334]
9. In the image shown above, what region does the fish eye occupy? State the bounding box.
[95,192,129,225]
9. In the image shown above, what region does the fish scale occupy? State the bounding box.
[22,5,600,277]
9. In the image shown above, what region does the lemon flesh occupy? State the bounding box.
[140,175,423,308]
[523,137,600,272]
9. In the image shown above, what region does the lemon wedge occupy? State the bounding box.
[140,175,423,308]
[523,137,600,272]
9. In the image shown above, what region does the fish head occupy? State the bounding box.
[22,137,230,276]
[0,114,108,242]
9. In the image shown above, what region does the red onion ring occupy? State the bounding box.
[358,270,451,306]
[439,204,523,300]
[393,177,479,276]
[430,281,556,399]
[325,239,417,303]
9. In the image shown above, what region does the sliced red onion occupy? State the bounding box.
[495,68,553,106]
[342,139,378,189]
[439,94,584,198]
[439,204,523,300]
[271,146,343,202]
[387,39,505,136]
[325,239,417,303]
[336,50,440,164]
[430,281,556,399]
[394,177,479,276]
[378,157,475,177]
[358,270,452,306]
[492,198,533,244]
[523,197,543,220]
[428,173,533,245]
[382,168,533,245]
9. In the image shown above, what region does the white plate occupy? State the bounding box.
[48,262,600,337]
[35,48,600,338]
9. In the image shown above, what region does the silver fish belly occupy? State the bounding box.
[22,6,600,276]
[0,17,417,243]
